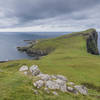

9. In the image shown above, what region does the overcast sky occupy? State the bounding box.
[0,0,100,32]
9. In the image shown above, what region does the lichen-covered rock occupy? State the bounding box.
[19,65,28,71]
[45,79,67,92]
[45,80,59,90]
[51,75,57,80]
[67,87,78,94]
[55,75,68,82]
[19,65,89,96]
[33,80,44,88]
[30,65,40,76]
[74,85,88,95]
[67,87,73,92]
[37,74,51,81]
[54,79,67,92]
[60,84,67,92]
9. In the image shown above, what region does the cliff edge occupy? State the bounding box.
[83,29,99,55]
[17,28,99,57]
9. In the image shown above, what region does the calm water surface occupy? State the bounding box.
[0,32,69,61]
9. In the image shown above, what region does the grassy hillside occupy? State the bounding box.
[0,29,100,100]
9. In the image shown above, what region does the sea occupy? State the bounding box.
[0,32,69,61]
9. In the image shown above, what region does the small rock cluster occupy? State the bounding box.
[19,65,88,96]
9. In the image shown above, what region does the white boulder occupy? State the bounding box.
[33,80,44,88]
[67,87,73,92]
[56,75,68,82]
[30,65,40,76]
[54,79,67,92]
[74,85,88,95]
[45,80,59,90]
[51,75,57,80]
[37,74,51,81]
[67,87,78,94]
[19,65,28,71]
[45,79,67,92]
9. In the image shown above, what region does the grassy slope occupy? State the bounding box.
[0,29,100,100]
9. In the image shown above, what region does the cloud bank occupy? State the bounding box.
[0,0,100,32]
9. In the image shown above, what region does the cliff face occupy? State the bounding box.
[17,29,99,57]
[83,29,99,55]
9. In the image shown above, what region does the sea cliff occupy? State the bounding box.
[17,28,99,57]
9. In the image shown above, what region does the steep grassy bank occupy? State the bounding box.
[0,29,100,100]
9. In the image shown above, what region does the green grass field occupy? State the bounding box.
[0,29,100,100]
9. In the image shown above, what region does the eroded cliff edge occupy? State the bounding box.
[82,29,99,55]
[17,28,99,57]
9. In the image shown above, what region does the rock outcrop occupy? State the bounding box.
[29,65,40,76]
[74,85,88,95]
[83,29,99,55]
[19,65,88,96]
[19,65,28,71]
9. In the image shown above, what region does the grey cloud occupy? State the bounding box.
[12,0,100,22]
[0,0,100,30]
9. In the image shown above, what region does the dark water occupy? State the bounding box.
[0,32,69,61]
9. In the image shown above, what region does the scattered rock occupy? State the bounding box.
[45,79,67,92]
[19,65,28,71]
[60,84,67,92]
[30,65,40,76]
[37,74,51,81]
[67,87,78,94]
[56,75,68,82]
[52,91,58,96]
[33,80,44,88]
[51,75,57,80]
[45,80,59,90]
[74,85,88,95]
[54,79,67,92]
[19,65,88,96]
[67,87,73,92]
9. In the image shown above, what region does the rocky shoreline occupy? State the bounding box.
[17,40,41,58]
[17,29,99,59]
[17,39,53,58]
[24,40,38,44]
[0,61,8,63]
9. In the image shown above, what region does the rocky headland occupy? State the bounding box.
[17,29,99,58]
